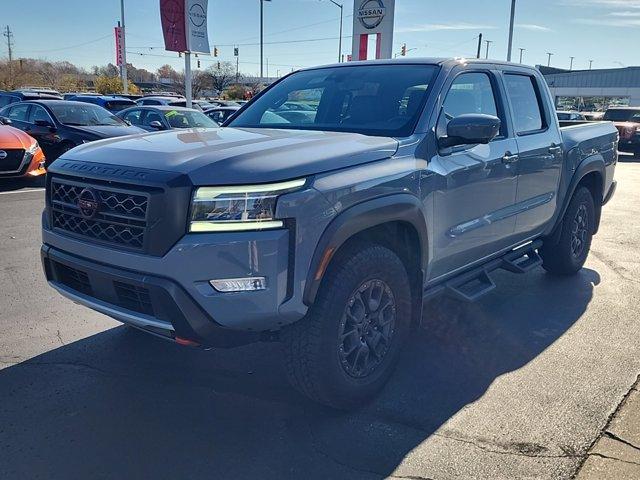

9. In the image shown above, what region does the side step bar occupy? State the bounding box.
[425,240,543,303]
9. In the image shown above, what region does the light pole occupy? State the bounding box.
[589,59,594,70]
[327,0,343,63]
[546,52,553,67]
[120,0,128,94]
[507,0,516,62]
[260,0,272,80]
[485,40,493,59]
[519,47,525,64]
[569,56,575,71]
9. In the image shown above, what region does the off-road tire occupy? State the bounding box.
[540,186,595,276]
[282,244,412,409]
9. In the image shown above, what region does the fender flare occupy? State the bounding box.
[547,154,605,241]
[303,194,429,306]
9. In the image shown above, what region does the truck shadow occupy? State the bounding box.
[0,268,598,479]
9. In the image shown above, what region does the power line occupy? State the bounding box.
[14,34,112,54]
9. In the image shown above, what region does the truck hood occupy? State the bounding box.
[59,127,399,185]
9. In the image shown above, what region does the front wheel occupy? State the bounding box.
[282,244,412,409]
[540,186,595,276]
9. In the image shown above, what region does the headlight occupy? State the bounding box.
[189,178,306,232]
[27,141,40,155]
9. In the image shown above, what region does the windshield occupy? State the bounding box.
[49,102,126,126]
[228,64,439,137]
[164,109,218,128]
[603,109,640,122]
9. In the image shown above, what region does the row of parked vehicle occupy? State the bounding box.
[556,107,640,157]
[0,89,255,179]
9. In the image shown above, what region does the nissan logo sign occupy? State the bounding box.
[77,188,100,219]
[189,3,207,27]
[0,150,7,160]
[358,0,386,29]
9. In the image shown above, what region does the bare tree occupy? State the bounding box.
[206,62,238,95]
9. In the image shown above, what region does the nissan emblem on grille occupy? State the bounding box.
[78,188,100,219]
[0,150,7,160]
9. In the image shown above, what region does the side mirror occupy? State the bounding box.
[0,116,11,125]
[149,120,164,130]
[440,114,501,148]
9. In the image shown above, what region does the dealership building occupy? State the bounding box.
[539,65,640,110]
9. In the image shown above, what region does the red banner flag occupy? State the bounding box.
[160,0,187,52]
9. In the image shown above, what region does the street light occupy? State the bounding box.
[325,0,343,63]
[485,40,493,59]
[546,52,554,67]
[260,0,272,80]
[519,47,525,64]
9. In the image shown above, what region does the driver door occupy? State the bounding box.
[428,70,520,280]
[26,105,58,157]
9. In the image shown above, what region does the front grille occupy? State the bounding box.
[114,281,154,316]
[0,149,25,173]
[51,261,154,317]
[50,179,149,250]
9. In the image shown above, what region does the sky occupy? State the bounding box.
[2,0,640,77]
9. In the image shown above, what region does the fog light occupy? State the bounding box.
[210,277,267,292]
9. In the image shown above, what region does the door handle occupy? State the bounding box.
[549,145,562,154]
[502,152,519,164]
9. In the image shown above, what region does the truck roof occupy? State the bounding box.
[299,57,540,73]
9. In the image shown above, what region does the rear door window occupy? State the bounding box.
[504,74,545,134]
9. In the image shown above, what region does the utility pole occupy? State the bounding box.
[234,46,240,83]
[519,47,525,64]
[185,52,192,107]
[3,26,14,86]
[120,0,128,94]
[485,40,493,59]
[546,52,553,67]
[569,56,575,71]
[327,0,343,63]
[507,0,516,62]
[589,59,593,70]
[260,0,271,80]
[476,33,483,59]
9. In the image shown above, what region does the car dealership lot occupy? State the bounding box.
[0,160,639,480]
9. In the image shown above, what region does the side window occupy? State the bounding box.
[142,110,163,126]
[29,105,53,124]
[0,95,17,108]
[7,103,30,121]
[123,109,143,125]
[437,72,499,138]
[504,74,545,134]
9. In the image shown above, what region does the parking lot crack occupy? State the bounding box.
[589,452,640,466]
[604,431,640,452]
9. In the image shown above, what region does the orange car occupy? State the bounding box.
[0,125,46,178]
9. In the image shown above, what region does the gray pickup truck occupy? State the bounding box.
[42,58,617,408]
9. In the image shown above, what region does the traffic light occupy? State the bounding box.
[401,44,407,56]
[214,47,219,57]
[197,60,201,68]
[234,47,239,57]
[217,61,221,69]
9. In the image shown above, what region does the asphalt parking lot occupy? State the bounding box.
[0,159,639,480]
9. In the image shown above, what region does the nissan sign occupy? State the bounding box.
[358,0,386,29]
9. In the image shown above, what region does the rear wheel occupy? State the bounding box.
[282,244,412,409]
[540,186,595,275]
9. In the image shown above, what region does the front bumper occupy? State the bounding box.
[42,222,309,346]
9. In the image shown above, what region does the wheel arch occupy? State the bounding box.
[303,194,429,309]
[547,155,605,242]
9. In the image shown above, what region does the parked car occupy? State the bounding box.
[0,100,145,164]
[583,111,604,121]
[0,123,46,178]
[67,95,136,113]
[116,105,218,131]
[135,96,207,111]
[556,110,587,121]
[0,91,62,109]
[603,107,640,157]
[204,106,240,124]
[41,58,617,409]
